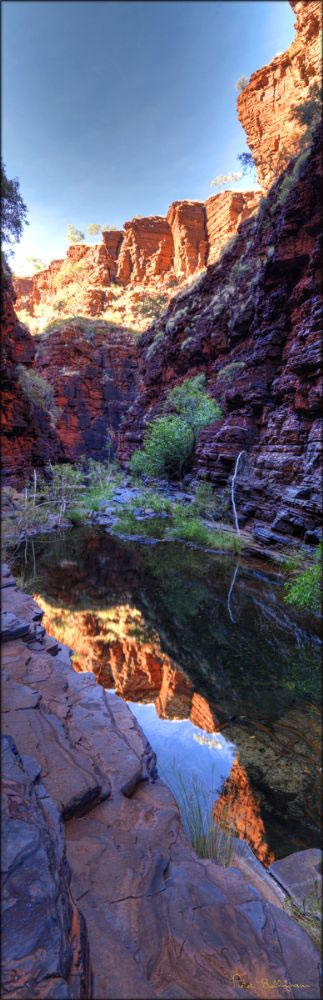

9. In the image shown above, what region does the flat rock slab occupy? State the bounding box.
[2,566,322,999]
[269,849,322,918]
[65,780,321,1000]
[1,735,91,999]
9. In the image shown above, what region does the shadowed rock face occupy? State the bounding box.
[1,733,92,999]
[1,262,63,483]
[237,0,322,191]
[1,564,321,999]
[119,125,322,539]
[32,320,139,462]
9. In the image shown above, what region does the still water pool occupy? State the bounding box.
[11,525,321,864]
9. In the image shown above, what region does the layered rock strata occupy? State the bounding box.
[119,126,323,540]
[205,191,260,266]
[1,565,321,1000]
[237,0,322,190]
[34,320,138,461]
[1,261,63,483]
[13,192,260,325]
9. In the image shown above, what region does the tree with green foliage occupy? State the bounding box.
[66,224,85,244]
[1,160,28,254]
[237,152,257,182]
[130,376,221,480]
[87,223,102,238]
[138,293,169,321]
[26,257,46,272]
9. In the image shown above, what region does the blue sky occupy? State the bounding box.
[3,1,295,273]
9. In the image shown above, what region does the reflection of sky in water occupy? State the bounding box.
[127,700,236,811]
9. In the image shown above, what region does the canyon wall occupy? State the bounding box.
[1,260,63,483]
[119,125,322,542]
[238,0,322,190]
[13,191,260,324]
[35,319,139,462]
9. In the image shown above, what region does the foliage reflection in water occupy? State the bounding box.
[11,525,322,864]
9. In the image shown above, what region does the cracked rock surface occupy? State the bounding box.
[1,566,321,999]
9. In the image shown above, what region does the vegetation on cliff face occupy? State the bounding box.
[17,366,59,425]
[130,376,221,480]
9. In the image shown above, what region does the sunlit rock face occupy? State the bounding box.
[214,757,275,867]
[119,124,322,539]
[1,260,63,483]
[12,191,259,333]
[205,191,260,266]
[237,0,322,191]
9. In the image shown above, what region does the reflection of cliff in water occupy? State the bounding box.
[12,526,322,862]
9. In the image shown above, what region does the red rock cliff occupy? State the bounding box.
[237,0,322,191]
[1,259,63,483]
[13,192,259,328]
[119,126,323,541]
[35,319,138,461]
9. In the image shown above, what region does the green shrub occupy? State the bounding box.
[139,294,168,321]
[141,490,173,514]
[170,513,213,546]
[275,173,294,207]
[217,361,246,385]
[114,511,165,539]
[130,376,221,481]
[130,415,194,479]
[272,148,311,211]
[146,330,165,359]
[170,508,242,550]
[190,482,217,519]
[284,551,321,613]
[164,375,221,437]
[65,509,84,525]
[17,366,57,422]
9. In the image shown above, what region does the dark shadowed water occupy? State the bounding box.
[11,525,322,864]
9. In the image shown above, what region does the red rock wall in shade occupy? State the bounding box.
[119,126,323,541]
[237,0,322,191]
[35,320,139,462]
[1,261,63,483]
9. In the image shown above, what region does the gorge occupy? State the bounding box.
[1,1,322,997]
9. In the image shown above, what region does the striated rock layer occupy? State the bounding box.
[238,0,322,191]
[13,191,260,328]
[1,261,63,483]
[119,126,322,540]
[35,320,139,462]
[1,565,321,999]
